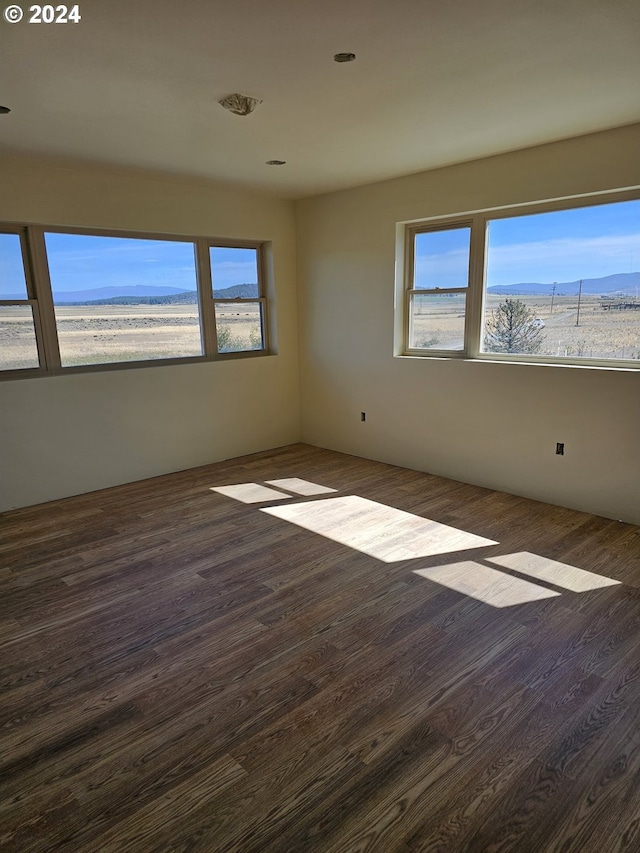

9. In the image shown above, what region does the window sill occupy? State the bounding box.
[395,352,640,371]
[0,350,274,382]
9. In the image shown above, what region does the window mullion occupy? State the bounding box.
[408,287,467,296]
[27,225,61,371]
[195,239,218,358]
[465,214,487,357]
[403,224,415,356]
[257,244,269,354]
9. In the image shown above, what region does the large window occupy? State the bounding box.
[45,232,203,367]
[0,226,270,378]
[403,192,640,367]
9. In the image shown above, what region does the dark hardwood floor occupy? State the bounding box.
[1,443,639,852]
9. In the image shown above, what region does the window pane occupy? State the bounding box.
[414,227,471,289]
[215,302,264,352]
[0,305,40,369]
[0,233,28,299]
[409,293,466,350]
[483,200,640,360]
[210,247,259,297]
[44,233,202,366]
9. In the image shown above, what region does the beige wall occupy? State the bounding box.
[295,125,640,524]
[0,153,300,510]
[3,127,639,521]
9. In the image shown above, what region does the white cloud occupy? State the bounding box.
[487,232,639,285]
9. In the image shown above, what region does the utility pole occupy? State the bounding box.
[550,282,557,315]
[575,279,583,326]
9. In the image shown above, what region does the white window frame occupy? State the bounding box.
[404,219,476,356]
[0,224,272,380]
[204,239,269,356]
[0,226,50,372]
[400,188,640,369]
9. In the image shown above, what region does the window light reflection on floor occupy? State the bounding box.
[265,478,338,496]
[210,478,337,503]
[413,562,562,608]
[261,495,497,561]
[211,485,618,609]
[210,483,291,503]
[486,552,621,592]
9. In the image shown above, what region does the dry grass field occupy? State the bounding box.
[1,304,263,370]
[411,295,640,360]
[3,296,639,371]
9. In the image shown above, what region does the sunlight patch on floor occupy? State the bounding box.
[413,561,562,607]
[265,478,338,496]
[261,495,497,561]
[487,551,621,592]
[210,483,290,503]
[212,487,616,609]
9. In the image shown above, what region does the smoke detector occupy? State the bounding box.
[218,94,262,116]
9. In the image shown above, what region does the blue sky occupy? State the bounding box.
[0,233,258,296]
[1,200,638,297]
[0,233,29,297]
[415,199,640,289]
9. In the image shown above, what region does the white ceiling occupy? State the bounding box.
[2,0,639,199]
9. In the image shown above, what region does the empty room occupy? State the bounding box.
[1,1,639,851]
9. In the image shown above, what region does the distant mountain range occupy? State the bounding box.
[4,273,637,303]
[59,285,187,302]
[1,283,258,304]
[487,272,640,297]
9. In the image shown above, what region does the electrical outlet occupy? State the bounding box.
[556,442,564,455]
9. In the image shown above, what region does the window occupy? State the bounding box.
[0,229,44,371]
[407,224,471,352]
[45,232,203,367]
[0,226,270,378]
[402,192,640,367]
[210,246,265,353]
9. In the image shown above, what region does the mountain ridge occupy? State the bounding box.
[3,272,638,303]
[486,271,639,296]
[1,283,258,304]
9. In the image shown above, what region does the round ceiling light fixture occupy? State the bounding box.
[334,52,356,63]
[0,106,11,114]
[266,160,286,166]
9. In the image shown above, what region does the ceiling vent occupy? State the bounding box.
[218,94,262,116]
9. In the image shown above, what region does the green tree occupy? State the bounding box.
[484,298,545,354]
[216,324,241,352]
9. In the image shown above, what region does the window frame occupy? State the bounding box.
[0,225,50,376]
[404,219,474,356]
[0,224,272,380]
[206,239,270,358]
[400,188,640,369]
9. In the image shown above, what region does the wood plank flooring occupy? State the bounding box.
[1,443,639,852]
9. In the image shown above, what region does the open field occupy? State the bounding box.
[410,295,640,360]
[0,304,263,370]
[3,296,639,371]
